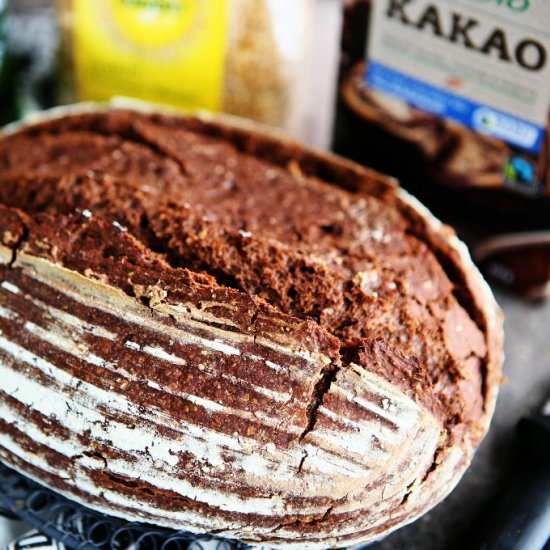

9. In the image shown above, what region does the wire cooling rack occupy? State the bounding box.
[0,461,251,550]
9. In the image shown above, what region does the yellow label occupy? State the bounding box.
[73,0,227,111]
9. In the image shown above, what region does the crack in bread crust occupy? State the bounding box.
[0,106,503,548]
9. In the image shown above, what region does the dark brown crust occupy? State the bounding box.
[0,112,487,427]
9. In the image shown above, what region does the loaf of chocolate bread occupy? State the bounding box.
[0,105,503,548]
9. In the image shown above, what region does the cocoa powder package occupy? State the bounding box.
[333,0,550,298]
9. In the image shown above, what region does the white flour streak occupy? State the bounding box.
[0,281,20,294]
[0,306,17,321]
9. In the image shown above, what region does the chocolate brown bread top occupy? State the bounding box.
[0,106,503,548]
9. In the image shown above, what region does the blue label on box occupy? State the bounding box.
[365,61,545,154]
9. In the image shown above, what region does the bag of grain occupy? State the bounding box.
[57,0,313,134]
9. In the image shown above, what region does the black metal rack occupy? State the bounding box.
[0,462,249,550]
